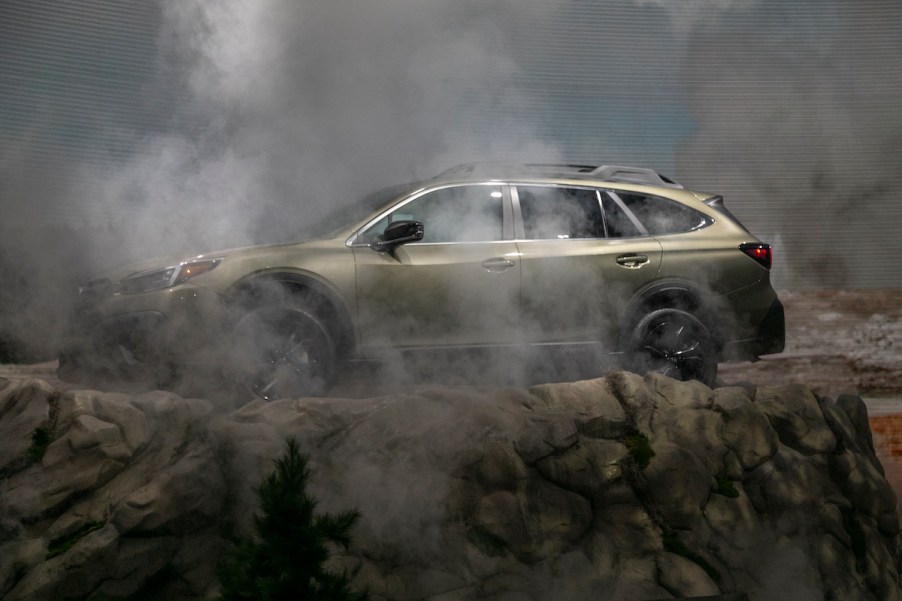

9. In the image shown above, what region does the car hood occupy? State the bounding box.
[91,237,343,284]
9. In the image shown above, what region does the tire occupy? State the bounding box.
[231,304,336,401]
[625,308,717,387]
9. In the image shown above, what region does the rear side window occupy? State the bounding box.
[517,186,604,239]
[600,193,643,238]
[615,192,713,235]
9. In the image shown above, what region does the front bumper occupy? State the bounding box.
[57,285,229,384]
[58,312,167,384]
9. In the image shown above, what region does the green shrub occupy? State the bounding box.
[26,427,50,462]
[623,427,654,471]
[218,437,367,601]
[466,525,508,557]
[714,475,740,498]
[46,521,105,559]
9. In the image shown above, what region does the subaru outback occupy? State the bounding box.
[59,163,784,399]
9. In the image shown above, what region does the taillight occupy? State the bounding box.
[740,242,772,269]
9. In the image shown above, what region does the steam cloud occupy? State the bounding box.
[673,0,902,288]
[0,0,564,358]
[1,0,900,360]
[0,5,896,595]
[111,0,565,253]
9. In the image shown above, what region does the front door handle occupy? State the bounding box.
[482,257,516,273]
[616,254,649,268]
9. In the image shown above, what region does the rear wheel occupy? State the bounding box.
[626,308,717,387]
[231,304,336,400]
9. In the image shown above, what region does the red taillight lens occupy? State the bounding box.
[740,242,772,269]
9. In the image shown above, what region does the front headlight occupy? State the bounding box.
[118,258,221,295]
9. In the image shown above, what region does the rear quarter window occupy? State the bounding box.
[616,192,713,235]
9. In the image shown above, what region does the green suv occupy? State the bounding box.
[59,164,784,398]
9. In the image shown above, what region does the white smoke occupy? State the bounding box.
[635,0,755,34]
[78,0,566,259]
[3,0,900,362]
[672,0,902,288]
[0,0,568,359]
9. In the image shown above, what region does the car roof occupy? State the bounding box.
[432,162,684,189]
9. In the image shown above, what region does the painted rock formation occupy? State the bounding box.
[1,372,900,600]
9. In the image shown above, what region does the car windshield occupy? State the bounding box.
[296,182,423,241]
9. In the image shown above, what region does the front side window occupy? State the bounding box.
[517,186,604,240]
[361,184,504,244]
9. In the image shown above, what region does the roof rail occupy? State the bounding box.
[436,162,597,178]
[590,165,682,188]
[435,162,682,188]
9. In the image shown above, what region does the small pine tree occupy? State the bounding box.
[219,436,367,601]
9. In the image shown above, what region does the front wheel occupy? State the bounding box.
[625,308,717,387]
[230,305,336,401]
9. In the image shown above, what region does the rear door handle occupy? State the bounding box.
[482,257,516,273]
[616,254,649,268]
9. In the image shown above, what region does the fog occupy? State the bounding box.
[1,0,901,359]
[1,0,565,358]
[0,5,898,597]
[103,0,567,253]
[676,0,902,289]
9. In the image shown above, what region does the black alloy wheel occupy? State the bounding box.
[232,305,336,401]
[628,308,717,387]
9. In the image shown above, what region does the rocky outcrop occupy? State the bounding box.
[1,372,900,600]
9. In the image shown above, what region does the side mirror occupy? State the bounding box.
[371,220,424,253]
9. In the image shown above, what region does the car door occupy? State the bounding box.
[352,183,521,350]
[513,184,663,344]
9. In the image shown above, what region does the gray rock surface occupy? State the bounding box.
[1,372,900,600]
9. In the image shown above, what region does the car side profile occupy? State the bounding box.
[59,163,785,399]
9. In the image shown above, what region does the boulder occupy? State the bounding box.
[0,372,900,600]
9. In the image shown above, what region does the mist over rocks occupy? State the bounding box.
[1,373,901,601]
